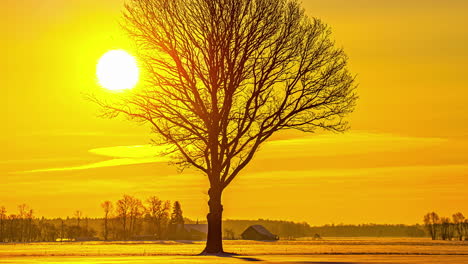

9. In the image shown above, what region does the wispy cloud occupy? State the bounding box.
[89,145,168,159]
[21,157,162,173]
[18,145,171,174]
[18,131,447,173]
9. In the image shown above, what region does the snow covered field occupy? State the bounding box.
[1,238,467,263]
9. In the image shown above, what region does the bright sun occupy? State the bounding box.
[96,50,139,91]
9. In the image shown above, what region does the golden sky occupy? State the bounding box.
[2,0,468,225]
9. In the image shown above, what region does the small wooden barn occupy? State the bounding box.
[241,225,279,241]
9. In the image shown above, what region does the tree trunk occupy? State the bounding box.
[203,187,224,254]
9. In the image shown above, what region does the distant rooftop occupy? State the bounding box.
[250,225,275,237]
[184,224,208,234]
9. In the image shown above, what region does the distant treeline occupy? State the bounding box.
[308,224,426,238]
[0,195,185,243]
[3,199,463,242]
[423,212,468,241]
[220,220,426,239]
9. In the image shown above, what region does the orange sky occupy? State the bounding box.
[2,0,468,225]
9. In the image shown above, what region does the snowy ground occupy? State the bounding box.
[1,238,467,264]
[2,255,468,264]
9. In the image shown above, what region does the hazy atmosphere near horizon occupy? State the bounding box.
[2,0,468,227]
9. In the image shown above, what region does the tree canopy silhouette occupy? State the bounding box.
[90,0,357,254]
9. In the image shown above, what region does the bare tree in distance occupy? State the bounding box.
[440,217,454,241]
[101,201,113,241]
[90,0,357,253]
[128,197,144,238]
[146,196,170,239]
[424,212,440,240]
[116,196,131,240]
[452,212,465,241]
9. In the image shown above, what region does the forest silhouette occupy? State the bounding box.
[2,199,467,243]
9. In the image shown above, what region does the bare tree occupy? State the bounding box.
[17,204,30,242]
[440,217,454,241]
[146,196,170,239]
[452,212,465,241]
[424,212,440,240]
[128,197,144,238]
[91,0,357,253]
[101,201,113,241]
[116,195,131,240]
[25,208,34,242]
[116,195,144,239]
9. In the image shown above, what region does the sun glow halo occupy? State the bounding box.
[96,50,139,91]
